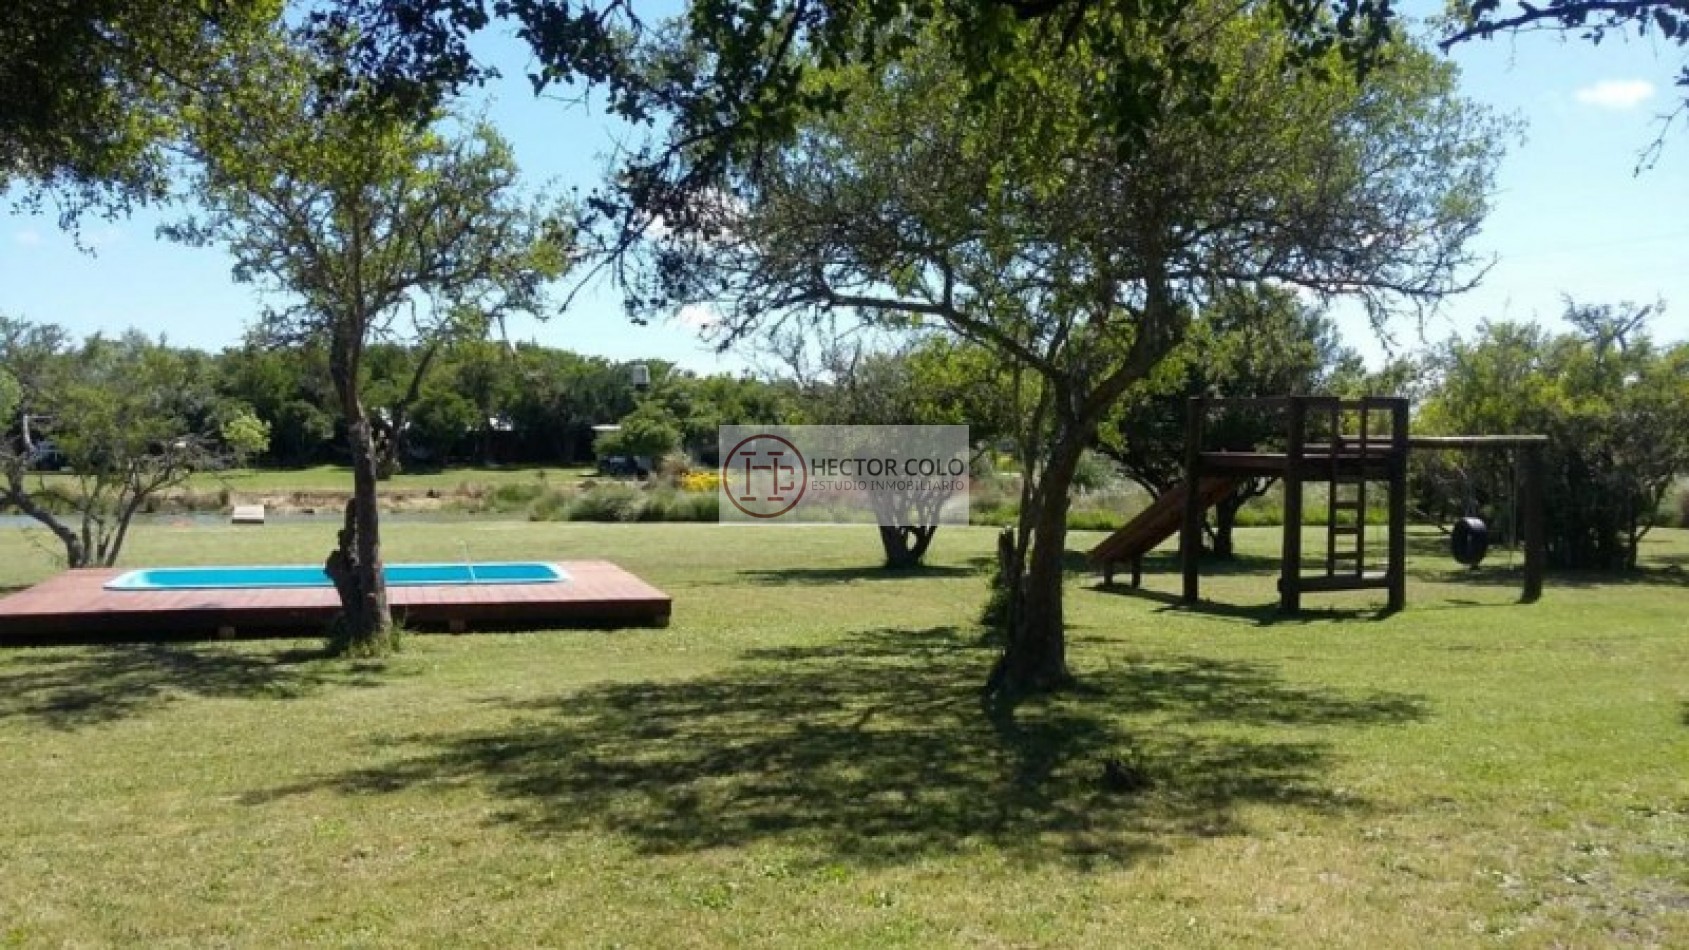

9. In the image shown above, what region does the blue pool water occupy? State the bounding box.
[104,562,567,591]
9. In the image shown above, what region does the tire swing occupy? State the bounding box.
[1450,515,1490,566]
[1448,464,1491,567]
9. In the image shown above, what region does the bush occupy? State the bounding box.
[487,481,544,512]
[639,489,720,522]
[528,489,573,522]
[679,470,721,493]
[656,450,695,487]
[567,483,648,522]
[1071,449,1117,492]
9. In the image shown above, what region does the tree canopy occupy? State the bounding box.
[166,28,573,653]
[632,9,1503,696]
[0,317,266,568]
[1416,303,1689,570]
[1,0,280,228]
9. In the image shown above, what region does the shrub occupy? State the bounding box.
[528,489,573,522]
[679,470,721,493]
[568,483,648,522]
[1071,449,1117,492]
[488,481,544,512]
[640,488,721,522]
[654,450,696,486]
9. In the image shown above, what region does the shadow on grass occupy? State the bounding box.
[964,549,1100,577]
[1407,532,1689,589]
[1088,584,1389,626]
[738,564,981,586]
[248,625,1427,869]
[0,643,393,730]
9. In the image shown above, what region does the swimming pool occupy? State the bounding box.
[104,562,568,591]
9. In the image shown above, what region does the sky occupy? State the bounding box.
[1,8,1686,376]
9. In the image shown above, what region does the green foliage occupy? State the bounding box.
[409,389,480,461]
[0,318,231,567]
[640,14,1503,690]
[218,408,271,462]
[0,0,280,229]
[1416,304,1689,569]
[1070,450,1118,494]
[638,489,721,523]
[567,483,649,522]
[166,26,573,650]
[0,366,18,422]
[1101,286,1363,555]
[597,405,683,462]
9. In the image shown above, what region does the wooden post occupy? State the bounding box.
[1386,398,1409,612]
[1181,397,1206,603]
[1131,556,1142,589]
[1280,397,1306,614]
[1521,443,1545,603]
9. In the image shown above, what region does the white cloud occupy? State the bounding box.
[13,229,41,246]
[1573,79,1655,110]
[84,225,123,248]
[674,303,720,330]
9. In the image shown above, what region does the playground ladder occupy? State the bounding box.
[1324,402,1368,578]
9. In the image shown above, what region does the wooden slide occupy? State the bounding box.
[1087,476,1247,568]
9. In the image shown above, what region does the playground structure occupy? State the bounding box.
[1088,395,1547,613]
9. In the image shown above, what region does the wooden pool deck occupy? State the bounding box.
[0,561,670,646]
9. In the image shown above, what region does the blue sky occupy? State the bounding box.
[1,10,1685,374]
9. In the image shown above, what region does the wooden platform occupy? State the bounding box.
[0,561,671,646]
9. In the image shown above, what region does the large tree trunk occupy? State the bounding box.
[325,391,395,654]
[878,525,937,569]
[987,434,1084,699]
[1211,490,1248,559]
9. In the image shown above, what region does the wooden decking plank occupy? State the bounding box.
[0,560,670,645]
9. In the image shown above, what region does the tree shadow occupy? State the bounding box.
[1087,584,1388,626]
[1408,532,1689,589]
[738,564,981,586]
[963,549,1105,577]
[0,643,396,730]
[248,626,1427,869]
[1411,561,1688,590]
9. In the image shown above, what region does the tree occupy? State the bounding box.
[1,0,278,229]
[595,403,683,466]
[636,12,1502,697]
[167,32,571,654]
[1417,305,1689,570]
[365,341,444,477]
[1103,286,1363,558]
[0,319,263,568]
[777,332,1018,567]
[501,347,640,463]
[216,343,338,466]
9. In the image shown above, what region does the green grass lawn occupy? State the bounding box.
[0,521,1685,946]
